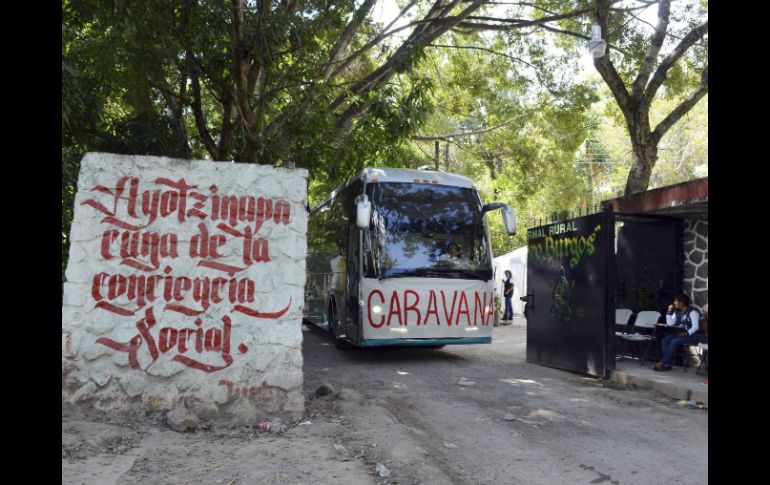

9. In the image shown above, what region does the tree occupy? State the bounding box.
[402,28,598,254]
[450,0,707,195]
[62,0,707,276]
[593,0,707,194]
[63,1,599,171]
[62,0,595,278]
[590,89,707,193]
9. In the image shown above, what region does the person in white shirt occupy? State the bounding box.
[654,293,701,371]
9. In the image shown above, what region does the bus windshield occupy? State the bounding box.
[364,182,492,280]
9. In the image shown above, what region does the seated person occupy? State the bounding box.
[438,242,461,261]
[700,303,708,338]
[437,242,474,269]
[654,293,702,371]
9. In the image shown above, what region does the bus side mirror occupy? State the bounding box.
[481,202,517,235]
[355,194,371,229]
[502,205,517,235]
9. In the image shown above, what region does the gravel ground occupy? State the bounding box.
[62,320,707,484]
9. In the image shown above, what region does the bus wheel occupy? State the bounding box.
[328,303,347,350]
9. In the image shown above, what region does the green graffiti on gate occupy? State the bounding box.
[528,224,602,269]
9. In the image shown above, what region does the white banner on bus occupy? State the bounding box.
[361,277,495,340]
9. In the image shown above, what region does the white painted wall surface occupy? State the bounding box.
[62,153,308,423]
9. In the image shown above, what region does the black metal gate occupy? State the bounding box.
[614,214,682,315]
[525,210,615,377]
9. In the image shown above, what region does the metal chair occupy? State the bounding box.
[679,331,708,372]
[696,343,708,375]
[621,310,661,363]
[680,341,699,372]
[614,309,634,360]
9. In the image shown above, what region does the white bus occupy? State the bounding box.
[304,168,516,348]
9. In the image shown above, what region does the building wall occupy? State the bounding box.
[62,153,308,423]
[683,217,708,309]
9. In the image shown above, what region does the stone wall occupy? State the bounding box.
[683,217,708,309]
[62,153,308,423]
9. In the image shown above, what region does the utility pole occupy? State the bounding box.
[445,137,452,172]
[589,162,595,211]
[586,140,595,212]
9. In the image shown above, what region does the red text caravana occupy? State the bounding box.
[367,289,495,328]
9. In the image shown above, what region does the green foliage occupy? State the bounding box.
[404,30,599,257]
[590,91,708,193]
[62,0,437,280]
[62,0,707,281]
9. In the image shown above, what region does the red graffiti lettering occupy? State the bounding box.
[82,177,291,231]
[96,309,240,373]
[63,333,77,359]
[82,174,300,375]
[91,270,271,316]
[233,298,292,319]
[100,228,178,272]
[189,223,226,259]
[273,200,291,225]
[218,379,264,400]
[214,224,270,267]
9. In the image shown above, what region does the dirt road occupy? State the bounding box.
[62,320,707,484]
[302,321,707,485]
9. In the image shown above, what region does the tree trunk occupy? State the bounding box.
[624,137,659,195]
[485,158,496,179]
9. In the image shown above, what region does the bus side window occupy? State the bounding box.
[363,230,377,277]
[347,225,358,287]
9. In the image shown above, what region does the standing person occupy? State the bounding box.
[502,270,514,323]
[654,293,701,371]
